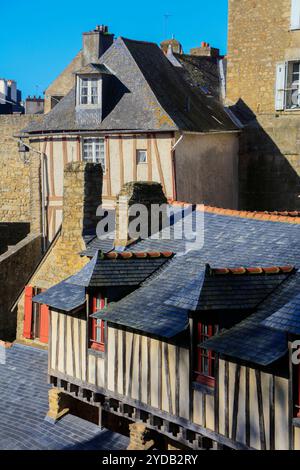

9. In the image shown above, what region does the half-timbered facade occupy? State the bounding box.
[20,25,239,243]
[31,201,300,450]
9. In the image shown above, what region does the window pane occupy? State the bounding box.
[137,150,147,164]
[286,61,300,109]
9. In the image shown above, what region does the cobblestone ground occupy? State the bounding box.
[0,344,129,450]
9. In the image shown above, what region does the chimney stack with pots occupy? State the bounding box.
[83,25,114,64]
[190,41,220,58]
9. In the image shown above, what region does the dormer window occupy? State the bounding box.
[78,77,101,106]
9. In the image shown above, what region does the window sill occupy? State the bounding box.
[88,348,105,359]
[192,381,215,396]
[76,104,101,110]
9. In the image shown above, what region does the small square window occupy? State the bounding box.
[136,150,147,164]
[78,77,100,106]
[83,137,106,173]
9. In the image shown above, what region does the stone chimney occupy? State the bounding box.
[24,162,103,290]
[62,162,102,243]
[190,42,220,58]
[114,182,167,248]
[83,25,114,64]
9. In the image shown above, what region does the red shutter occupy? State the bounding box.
[39,304,49,344]
[23,286,34,339]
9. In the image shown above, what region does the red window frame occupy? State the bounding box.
[89,293,107,352]
[23,286,49,344]
[296,363,300,418]
[194,321,219,388]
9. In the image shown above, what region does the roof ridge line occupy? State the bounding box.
[168,199,300,225]
[211,266,295,276]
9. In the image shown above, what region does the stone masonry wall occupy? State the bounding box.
[227,0,297,113]
[0,233,42,341]
[16,162,102,342]
[227,0,300,210]
[44,51,83,113]
[0,115,43,223]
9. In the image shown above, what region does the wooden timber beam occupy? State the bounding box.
[48,371,255,450]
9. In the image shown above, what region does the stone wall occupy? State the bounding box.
[0,222,30,254]
[227,0,297,114]
[16,162,102,342]
[0,233,42,341]
[44,51,83,114]
[227,0,300,210]
[239,115,300,211]
[0,115,43,223]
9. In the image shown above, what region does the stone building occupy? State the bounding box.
[20,25,239,243]
[226,0,300,210]
[0,114,44,340]
[0,78,23,114]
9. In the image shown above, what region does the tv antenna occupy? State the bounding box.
[164,13,172,39]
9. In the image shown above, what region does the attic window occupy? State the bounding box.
[79,77,101,105]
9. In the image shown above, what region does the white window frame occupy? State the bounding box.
[291,0,300,30]
[77,76,101,107]
[275,60,300,111]
[82,137,106,173]
[136,149,147,164]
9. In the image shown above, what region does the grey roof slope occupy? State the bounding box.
[165,267,291,311]
[23,37,237,134]
[91,209,300,345]
[33,281,86,312]
[65,250,173,287]
[174,53,221,99]
[204,271,300,365]
[262,284,300,334]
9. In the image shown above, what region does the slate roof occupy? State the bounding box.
[262,286,300,335]
[174,53,221,99]
[90,207,300,354]
[75,63,112,75]
[33,281,86,312]
[22,37,237,134]
[65,250,173,287]
[34,200,300,361]
[165,265,293,312]
[203,271,300,365]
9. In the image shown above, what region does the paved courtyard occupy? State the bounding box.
[0,343,129,450]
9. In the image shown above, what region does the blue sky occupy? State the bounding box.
[0,0,228,99]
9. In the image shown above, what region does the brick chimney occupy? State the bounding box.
[83,25,114,64]
[190,42,220,58]
[114,182,167,248]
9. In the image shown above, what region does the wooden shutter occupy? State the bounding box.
[291,0,300,29]
[39,304,49,344]
[275,63,286,111]
[23,286,34,339]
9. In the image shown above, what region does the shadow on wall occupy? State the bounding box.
[0,222,30,255]
[232,100,300,211]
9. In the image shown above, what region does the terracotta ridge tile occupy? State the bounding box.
[104,251,174,260]
[211,265,295,276]
[167,200,300,225]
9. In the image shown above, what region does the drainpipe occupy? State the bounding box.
[16,137,47,253]
[171,133,184,201]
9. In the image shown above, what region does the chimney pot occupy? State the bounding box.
[83,25,114,64]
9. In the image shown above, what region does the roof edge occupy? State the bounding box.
[168,199,300,225]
